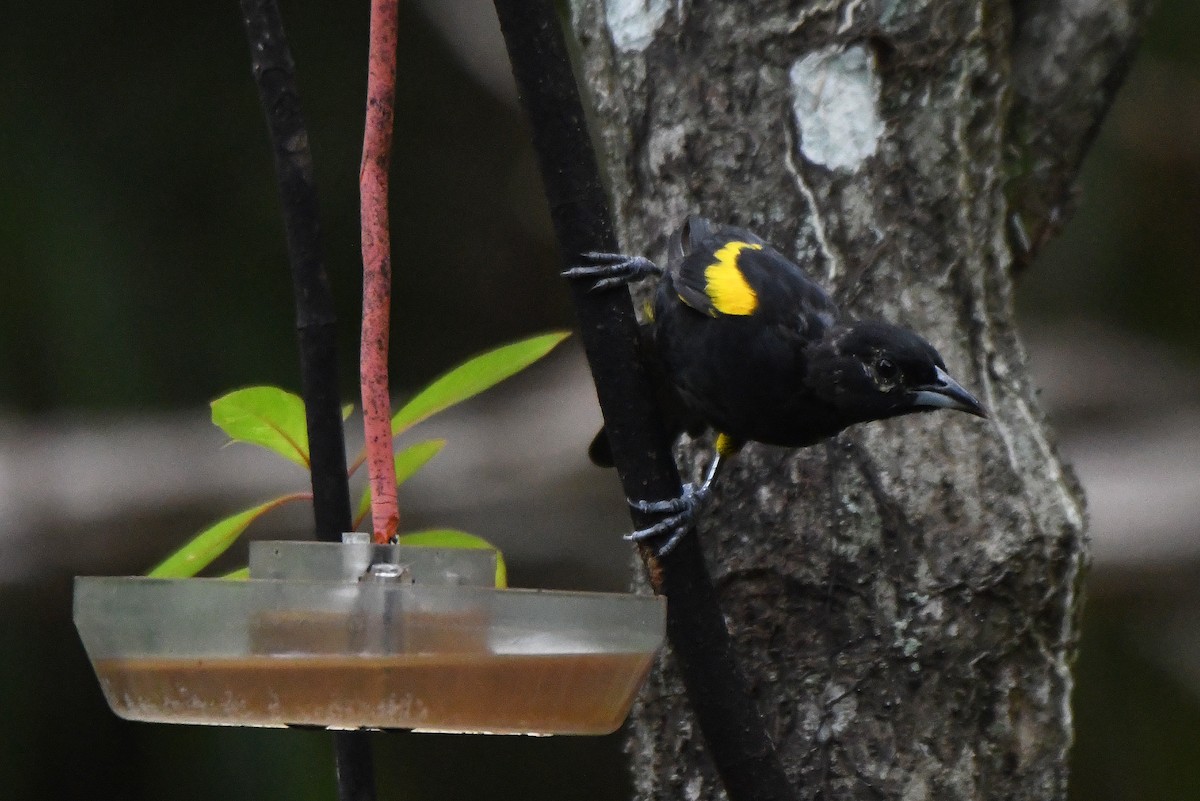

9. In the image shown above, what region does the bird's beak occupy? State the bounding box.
[912,366,988,418]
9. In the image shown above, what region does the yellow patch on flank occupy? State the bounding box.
[704,242,761,315]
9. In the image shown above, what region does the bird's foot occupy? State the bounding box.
[562,252,661,291]
[624,482,711,556]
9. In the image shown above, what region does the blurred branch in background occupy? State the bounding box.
[1028,321,1200,568]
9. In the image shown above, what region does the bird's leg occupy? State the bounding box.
[625,435,741,556]
[562,251,662,291]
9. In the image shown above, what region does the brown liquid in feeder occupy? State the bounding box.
[95,650,654,734]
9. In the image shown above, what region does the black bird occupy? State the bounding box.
[565,215,987,554]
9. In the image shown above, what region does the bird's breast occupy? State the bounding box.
[653,297,844,447]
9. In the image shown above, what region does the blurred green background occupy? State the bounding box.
[2,0,1199,799]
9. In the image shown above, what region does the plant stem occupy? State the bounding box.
[360,0,401,544]
[238,1,376,798]
[491,3,797,801]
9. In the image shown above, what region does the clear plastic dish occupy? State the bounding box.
[74,565,664,734]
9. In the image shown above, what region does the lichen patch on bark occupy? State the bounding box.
[789,45,886,171]
[603,0,671,53]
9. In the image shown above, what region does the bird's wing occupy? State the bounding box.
[740,246,839,330]
[668,226,834,327]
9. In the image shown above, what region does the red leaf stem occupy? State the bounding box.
[360,0,400,543]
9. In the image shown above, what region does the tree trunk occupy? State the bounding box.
[566,1,1149,799]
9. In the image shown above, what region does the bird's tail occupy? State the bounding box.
[587,407,707,468]
[585,324,705,468]
[588,427,617,468]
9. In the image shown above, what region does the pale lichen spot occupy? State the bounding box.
[604,0,670,53]
[646,122,688,174]
[789,45,885,171]
[704,242,761,315]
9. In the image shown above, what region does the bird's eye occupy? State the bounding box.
[873,357,900,387]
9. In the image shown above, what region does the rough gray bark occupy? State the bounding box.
[566,1,1150,799]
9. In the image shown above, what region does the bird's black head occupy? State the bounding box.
[811,320,987,426]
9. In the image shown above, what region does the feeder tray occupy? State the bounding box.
[74,540,665,735]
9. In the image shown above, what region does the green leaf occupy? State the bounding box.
[147,494,304,578]
[342,404,354,420]
[390,332,569,435]
[355,439,447,524]
[221,566,250,580]
[211,387,310,469]
[395,438,446,484]
[396,529,507,588]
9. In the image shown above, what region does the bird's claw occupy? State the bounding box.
[562,252,660,291]
[624,482,709,556]
[623,512,693,556]
[629,482,708,514]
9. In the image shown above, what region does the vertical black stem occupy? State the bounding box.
[238,1,376,799]
[491,3,797,801]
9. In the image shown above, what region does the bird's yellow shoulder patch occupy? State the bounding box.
[715,432,740,457]
[704,241,761,316]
